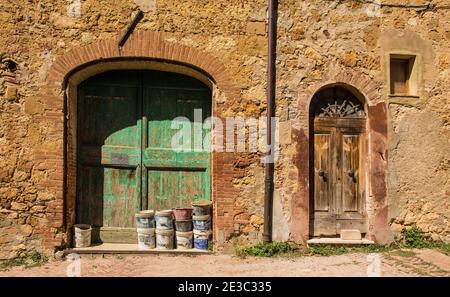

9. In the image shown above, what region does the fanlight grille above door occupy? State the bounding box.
[317,100,365,118]
[311,87,366,118]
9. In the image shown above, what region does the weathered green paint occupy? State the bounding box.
[142,71,211,210]
[77,70,211,243]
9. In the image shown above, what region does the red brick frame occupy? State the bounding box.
[291,71,390,244]
[35,31,240,251]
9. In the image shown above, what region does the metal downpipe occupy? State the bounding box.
[263,0,278,245]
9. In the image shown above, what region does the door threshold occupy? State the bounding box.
[65,243,212,255]
[307,238,375,246]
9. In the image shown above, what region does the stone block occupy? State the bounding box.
[24,98,44,115]
[246,22,266,36]
[10,202,28,211]
[340,229,362,240]
[4,86,17,101]
[20,224,33,236]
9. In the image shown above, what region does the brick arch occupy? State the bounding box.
[45,31,239,99]
[306,82,368,116]
[36,31,240,251]
[304,70,382,110]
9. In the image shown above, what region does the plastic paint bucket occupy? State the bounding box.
[135,210,155,229]
[175,220,193,232]
[176,231,193,250]
[192,201,212,216]
[192,215,211,231]
[155,228,174,250]
[155,210,174,230]
[173,208,193,221]
[74,224,92,248]
[193,230,211,250]
[137,228,156,249]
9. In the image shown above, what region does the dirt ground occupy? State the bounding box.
[1,249,449,277]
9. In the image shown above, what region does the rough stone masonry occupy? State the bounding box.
[0,0,449,259]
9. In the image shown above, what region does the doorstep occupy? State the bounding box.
[65,243,212,255]
[307,238,375,246]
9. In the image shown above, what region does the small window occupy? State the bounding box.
[390,55,416,96]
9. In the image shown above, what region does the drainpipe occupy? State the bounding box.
[263,0,277,245]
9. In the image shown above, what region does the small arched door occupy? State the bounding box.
[310,87,367,237]
[76,70,212,243]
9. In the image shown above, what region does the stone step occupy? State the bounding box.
[65,243,212,255]
[307,238,375,246]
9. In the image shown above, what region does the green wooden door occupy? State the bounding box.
[77,70,211,244]
[142,71,212,210]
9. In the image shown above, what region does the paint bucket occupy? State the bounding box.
[74,224,92,248]
[192,215,211,231]
[155,210,174,229]
[156,228,174,250]
[137,228,156,249]
[193,230,211,250]
[176,231,193,250]
[172,208,193,221]
[135,210,155,229]
[192,201,212,216]
[175,220,193,232]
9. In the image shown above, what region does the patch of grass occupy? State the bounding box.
[235,241,392,258]
[400,225,450,254]
[236,242,298,258]
[0,251,48,272]
[438,243,450,255]
[393,249,416,258]
[303,244,391,257]
[0,258,26,272]
[28,251,45,263]
[207,241,214,252]
[25,250,48,268]
[411,266,429,276]
[235,227,449,259]
[304,245,349,256]
[402,226,432,248]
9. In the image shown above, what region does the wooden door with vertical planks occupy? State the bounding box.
[311,90,367,237]
[77,70,211,244]
[141,71,212,211]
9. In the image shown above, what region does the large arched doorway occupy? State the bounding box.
[76,69,212,243]
[309,86,367,238]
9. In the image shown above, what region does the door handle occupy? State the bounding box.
[348,169,356,182]
[318,169,327,182]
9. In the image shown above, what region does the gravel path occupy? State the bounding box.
[1,249,449,277]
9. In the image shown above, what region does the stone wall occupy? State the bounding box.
[0,0,448,258]
[273,0,449,243]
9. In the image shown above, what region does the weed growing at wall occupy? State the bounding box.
[207,241,214,252]
[235,242,298,257]
[401,226,450,255]
[402,225,432,248]
[235,241,392,258]
[0,251,48,271]
[439,243,450,256]
[235,227,450,258]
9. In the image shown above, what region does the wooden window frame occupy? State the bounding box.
[389,56,415,96]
